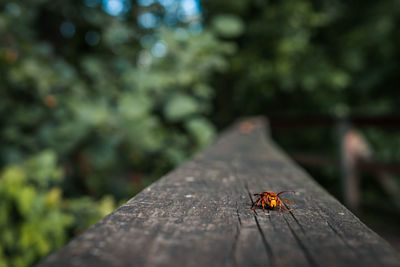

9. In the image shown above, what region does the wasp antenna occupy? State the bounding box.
[277,190,295,196]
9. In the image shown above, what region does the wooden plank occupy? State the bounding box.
[37,118,400,267]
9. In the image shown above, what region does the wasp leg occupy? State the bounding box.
[262,201,265,212]
[281,202,293,212]
[251,198,262,210]
[277,197,293,212]
[250,196,260,206]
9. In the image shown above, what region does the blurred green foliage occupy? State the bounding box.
[2,0,400,265]
[0,0,233,266]
[204,0,400,119]
[0,151,114,267]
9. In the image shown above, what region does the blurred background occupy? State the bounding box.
[1,0,400,266]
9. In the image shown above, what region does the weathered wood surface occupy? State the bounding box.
[38,118,400,267]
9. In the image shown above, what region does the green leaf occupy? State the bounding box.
[24,150,63,187]
[164,94,199,122]
[119,93,151,120]
[185,117,216,147]
[212,14,245,38]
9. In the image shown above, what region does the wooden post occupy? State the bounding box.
[37,118,400,267]
[338,118,360,211]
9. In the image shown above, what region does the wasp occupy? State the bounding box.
[250,191,295,212]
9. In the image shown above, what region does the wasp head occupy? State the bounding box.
[267,195,277,207]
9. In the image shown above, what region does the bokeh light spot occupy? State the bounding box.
[151,41,168,58]
[137,12,159,29]
[181,0,199,17]
[102,0,129,16]
[85,31,101,46]
[60,22,76,38]
[137,50,152,68]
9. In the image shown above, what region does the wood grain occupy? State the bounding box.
[37,118,400,267]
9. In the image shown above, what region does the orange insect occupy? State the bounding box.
[250,190,295,212]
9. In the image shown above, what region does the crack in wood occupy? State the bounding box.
[236,201,242,226]
[282,201,306,234]
[244,181,254,204]
[230,222,241,267]
[288,210,306,234]
[230,201,243,267]
[283,216,318,267]
[244,181,259,216]
[254,215,275,267]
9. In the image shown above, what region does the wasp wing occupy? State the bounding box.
[280,198,295,204]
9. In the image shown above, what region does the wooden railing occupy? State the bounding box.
[37,118,400,267]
